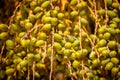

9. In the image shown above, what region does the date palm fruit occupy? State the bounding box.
[66,35,75,42]
[28,14,36,23]
[35,12,43,20]
[0,24,8,31]
[54,33,63,42]
[6,39,14,50]
[112,3,119,9]
[107,28,116,35]
[0,32,8,40]
[103,32,111,40]
[34,6,41,13]
[70,0,77,6]
[81,18,88,26]
[72,39,80,47]
[75,50,83,59]
[64,49,71,57]
[98,9,105,16]
[100,77,107,80]
[25,22,33,30]
[51,9,58,17]
[98,47,107,53]
[35,40,45,47]
[19,60,28,67]
[51,18,58,26]
[13,58,22,65]
[36,62,45,69]
[77,1,87,9]
[111,67,119,76]
[101,58,110,67]
[27,53,34,60]
[5,68,14,75]
[98,26,106,34]
[10,24,18,35]
[35,72,40,78]
[70,11,78,18]
[41,1,50,8]
[109,51,117,57]
[111,57,119,65]
[0,70,5,79]
[72,60,80,69]
[65,42,72,49]
[7,50,14,57]
[57,13,64,19]
[70,52,76,60]
[20,39,30,47]
[109,23,117,28]
[54,42,62,51]
[30,1,37,9]
[112,17,120,23]
[98,39,107,47]
[57,23,65,31]
[89,51,97,59]
[101,49,109,57]
[92,59,100,68]
[43,17,52,23]
[82,49,88,57]
[41,24,51,32]
[105,62,114,71]
[34,53,41,61]
[108,10,117,18]
[108,41,117,49]
[38,32,47,40]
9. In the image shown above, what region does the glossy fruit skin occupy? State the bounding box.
[98,39,107,47]
[105,62,114,71]
[0,24,8,31]
[41,1,50,8]
[111,57,119,65]
[19,60,28,67]
[0,32,8,40]
[35,40,45,47]
[103,32,111,40]
[20,39,30,48]
[109,51,117,57]
[111,67,119,76]
[72,60,80,69]
[25,22,33,30]
[99,9,105,16]
[38,32,47,40]
[54,33,63,42]
[5,68,14,75]
[108,41,117,49]
[108,11,117,18]
[54,42,62,51]
[41,24,51,32]
[6,40,14,50]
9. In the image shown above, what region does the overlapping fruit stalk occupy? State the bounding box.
[0,0,120,80]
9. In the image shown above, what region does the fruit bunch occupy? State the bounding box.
[0,0,120,80]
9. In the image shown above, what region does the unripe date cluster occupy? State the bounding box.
[0,0,120,80]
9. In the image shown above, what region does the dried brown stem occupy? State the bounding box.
[32,61,35,80]
[28,66,30,80]
[42,42,47,63]
[8,1,22,30]
[49,27,54,80]
[67,59,74,80]
[104,0,109,26]
[82,27,100,58]
[87,6,101,28]
[0,43,5,59]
